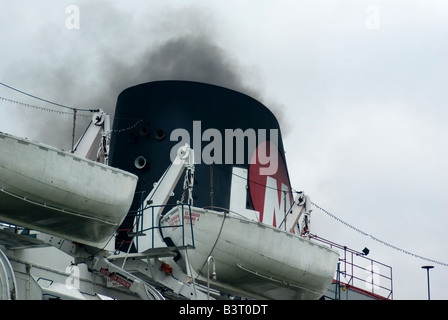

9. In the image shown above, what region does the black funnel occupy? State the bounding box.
[109,81,293,252]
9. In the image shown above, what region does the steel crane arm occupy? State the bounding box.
[143,143,195,209]
[72,109,111,163]
[138,143,195,253]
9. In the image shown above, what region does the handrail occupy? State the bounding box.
[310,234,393,300]
[133,203,196,251]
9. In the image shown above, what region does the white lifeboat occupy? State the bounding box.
[159,206,339,300]
[0,132,138,246]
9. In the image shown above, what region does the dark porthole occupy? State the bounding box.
[134,156,148,170]
[154,129,166,141]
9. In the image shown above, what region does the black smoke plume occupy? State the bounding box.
[3,3,289,149]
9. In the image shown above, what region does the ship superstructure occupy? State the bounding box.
[0,81,392,300]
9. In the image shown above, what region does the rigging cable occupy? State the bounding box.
[0,81,98,112]
[216,164,448,267]
[0,96,91,118]
[312,201,448,267]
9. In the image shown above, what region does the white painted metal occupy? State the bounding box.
[0,132,138,246]
[229,167,259,221]
[159,206,340,300]
[0,248,17,300]
[138,143,195,253]
[285,193,312,235]
[73,109,111,164]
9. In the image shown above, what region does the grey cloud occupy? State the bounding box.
[4,3,288,149]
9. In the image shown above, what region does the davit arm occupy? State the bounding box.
[138,143,195,253]
[285,192,312,236]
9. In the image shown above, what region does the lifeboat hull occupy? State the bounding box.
[0,132,138,246]
[159,206,339,300]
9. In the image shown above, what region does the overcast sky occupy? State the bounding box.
[1,1,447,300]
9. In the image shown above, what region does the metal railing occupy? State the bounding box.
[310,234,393,300]
[140,203,196,250]
[118,202,196,253]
